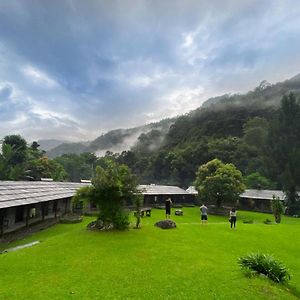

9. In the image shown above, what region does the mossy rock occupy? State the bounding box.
[154,219,176,229]
[87,220,114,231]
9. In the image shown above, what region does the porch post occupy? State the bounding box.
[41,203,45,221]
[64,199,68,214]
[26,206,30,227]
[54,200,58,218]
[0,208,4,237]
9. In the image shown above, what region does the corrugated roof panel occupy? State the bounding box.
[0,181,90,208]
[240,189,286,200]
[138,185,189,195]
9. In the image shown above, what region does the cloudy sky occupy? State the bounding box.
[1,0,300,142]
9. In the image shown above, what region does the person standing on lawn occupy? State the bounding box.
[200,204,208,224]
[229,208,237,229]
[165,197,172,219]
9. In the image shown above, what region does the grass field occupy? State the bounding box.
[1,208,300,299]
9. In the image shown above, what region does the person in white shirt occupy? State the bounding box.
[229,208,237,229]
[200,204,208,224]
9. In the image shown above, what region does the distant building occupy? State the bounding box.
[138,184,196,206]
[186,186,288,213]
[0,181,89,236]
[239,189,286,212]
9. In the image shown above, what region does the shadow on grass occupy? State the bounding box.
[285,285,300,299]
[241,269,300,299]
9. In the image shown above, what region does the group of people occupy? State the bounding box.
[199,204,237,228]
[164,198,237,228]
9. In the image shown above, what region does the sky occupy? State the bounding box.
[1,0,300,142]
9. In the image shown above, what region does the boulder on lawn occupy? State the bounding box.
[154,219,176,229]
[175,209,183,216]
[87,219,114,231]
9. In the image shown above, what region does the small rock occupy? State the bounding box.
[175,209,183,216]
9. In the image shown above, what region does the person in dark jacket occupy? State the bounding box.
[165,197,172,219]
[229,208,237,229]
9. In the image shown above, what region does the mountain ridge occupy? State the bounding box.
[46,73,300,158]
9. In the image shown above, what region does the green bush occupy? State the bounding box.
[271,196,285,223]
[238,253,290,283]
[112,211,130,230]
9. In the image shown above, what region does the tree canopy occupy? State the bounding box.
[0,135,67,181]
[266,93,300,214]
[73,159,140,230]
[194,159,245,207]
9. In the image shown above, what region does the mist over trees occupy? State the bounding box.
[265,93,300,214]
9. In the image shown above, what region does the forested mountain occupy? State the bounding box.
[202,74,300,109]
[47,118,175,158]
[46,74,300,192]
[46,142,90,158]
[117,105,275,187]
[37,139,71,151]
[47,74,300,158]
[113,74,300,188]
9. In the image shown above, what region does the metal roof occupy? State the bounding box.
[240,189,286,201]
[138,184,189,195]
[184,186,292,201]
[0,181,90,209]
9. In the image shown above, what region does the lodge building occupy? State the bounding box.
[138,184,196,206]
[0,181,89,236]
[0,181,197,236]
[3,181,287,237]
[186,186,288,213]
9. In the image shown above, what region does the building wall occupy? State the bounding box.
[1,197,72,235]
[143,194,196,206]
[238,198,274,213]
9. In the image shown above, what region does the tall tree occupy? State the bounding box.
[266,93,300,214]
[3,135,27,166]
[194,159,245,207]
[74,159,139,230]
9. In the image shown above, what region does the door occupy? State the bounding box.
[15,206,24,223]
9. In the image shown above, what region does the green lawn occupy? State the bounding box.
[1,208,300,299]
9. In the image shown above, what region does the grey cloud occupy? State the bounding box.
[1,0,300,141]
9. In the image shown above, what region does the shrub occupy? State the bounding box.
[271,196,285,223]
[72,159,140,231]
[133,194,144,229]
[238,253,290,283]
